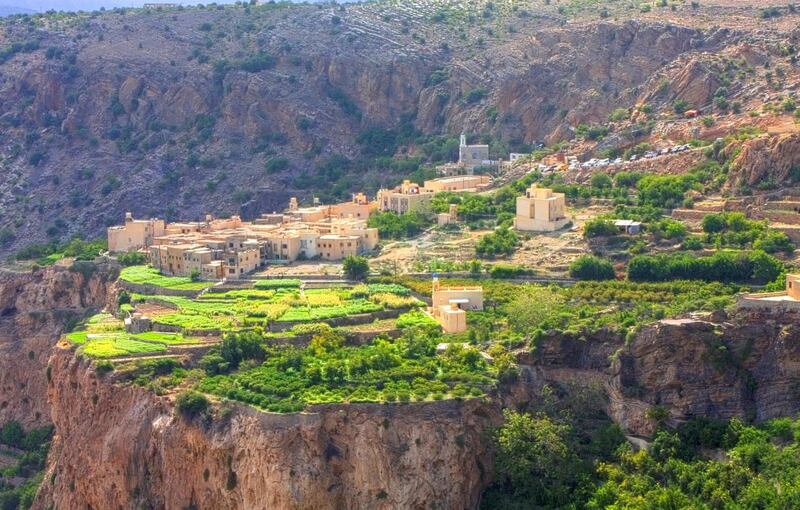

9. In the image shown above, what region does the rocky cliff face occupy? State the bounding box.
[727,133,800,190]
[36,347,500,510]
[0,262,117,427]
[530,313,800,437]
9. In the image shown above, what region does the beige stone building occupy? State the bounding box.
[330,193,377,220]
[107,213,166,253]
[376,180,435,215]
[437,204,459,227]
[424,175,491,193]
[427,278,484,334]
[514,186,570,232]
[738,274,800,311]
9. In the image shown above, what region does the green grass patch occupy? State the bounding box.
[120,266,211,291]
[82,336,168,358]
[253,279,302,290]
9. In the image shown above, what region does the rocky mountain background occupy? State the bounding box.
[0,0,797,255]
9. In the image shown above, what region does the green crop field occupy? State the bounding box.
[65,313,204,358]
[83,337,168,358]
[120,265,212,291]
[69,276,425,361]
[253,279,302,289]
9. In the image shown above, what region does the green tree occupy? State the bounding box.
[584,218,619,238]
[506,287,562,334]
[476,228,518,258]
[590,173,613,189]
[492,410,581,507]
[343,255,370,280]
[175,391,209,418]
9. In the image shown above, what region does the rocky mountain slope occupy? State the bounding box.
[0,0,797,254]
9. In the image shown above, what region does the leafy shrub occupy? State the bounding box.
[584,219,619,238]
[265,157,290,174]
[464,88,488,104]
[489,263,529,279]
[754,231,795,254]
[569,255,615,280]
[117,251,147,266]
[237,52,276,72]
[476,228,518,258]
[368,211,429,239]
[175,391,209,418]
[576,123,609,141]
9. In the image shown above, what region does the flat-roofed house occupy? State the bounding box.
[424,175,491,193]
[514,185,570,232]
[376,180,434,215]
[458,134,490,170]
[330,193,378,220]
[107,213,166,252]
[428,277,484,333]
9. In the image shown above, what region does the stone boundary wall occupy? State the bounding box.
[671,209,707,222]
[736,293,800,311]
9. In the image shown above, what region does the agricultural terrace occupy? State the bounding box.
[65,313,202,358]
[119,265,213,291]
[125,281,422,333]
[66,279,427,362]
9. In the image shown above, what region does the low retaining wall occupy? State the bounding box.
[344,328,402,345]
[671,209,707,222]
[736,293,800,311]
[268,307,411,333]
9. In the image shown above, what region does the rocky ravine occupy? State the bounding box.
[36,347,500,510]
[0,261,117,428]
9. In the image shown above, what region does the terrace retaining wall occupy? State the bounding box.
[268,307,412,333]
[119,281,202,298]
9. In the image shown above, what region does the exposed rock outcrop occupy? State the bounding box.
[36,347,500,510]
[531,313,800,437]
[727,133,800,189]
[0,262,118,427]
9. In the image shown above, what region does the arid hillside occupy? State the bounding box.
[0,0,797,253]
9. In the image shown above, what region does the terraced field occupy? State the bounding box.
[68,274,425,360]
[65,313,204,358]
